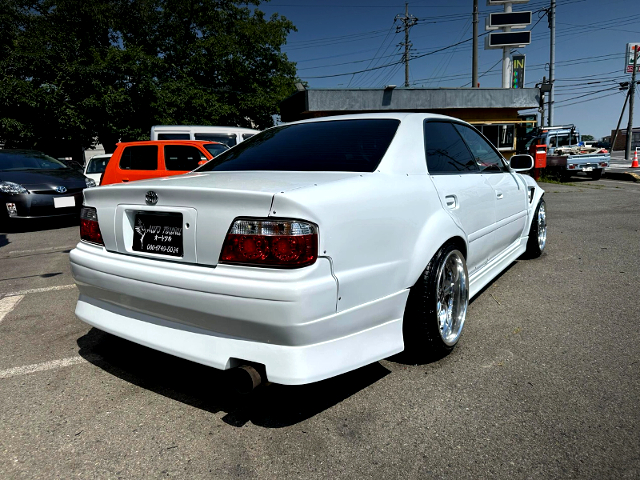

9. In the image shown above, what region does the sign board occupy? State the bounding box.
[626,43,640,73]
[485,31,531,49]
[512,54,525,88]
[486,11,532,30]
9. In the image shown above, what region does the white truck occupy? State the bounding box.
[527,125,610,180]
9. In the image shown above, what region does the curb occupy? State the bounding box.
[604,170,640,182]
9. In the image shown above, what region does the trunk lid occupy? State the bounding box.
[84,171,360,266]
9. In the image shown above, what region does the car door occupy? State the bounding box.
[424,120,497,273]
[454,123,528,258]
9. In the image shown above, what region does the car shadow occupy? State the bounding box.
[1,215,79,233]
[0,233,8,250]
[77,328,390,428]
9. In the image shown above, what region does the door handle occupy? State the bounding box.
[496,191,504,199]
[122,179,129,182]
[445,195,457,209]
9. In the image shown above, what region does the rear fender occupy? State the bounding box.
[402,208,468,289]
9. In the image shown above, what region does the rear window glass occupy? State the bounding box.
[203,143,229,158]
[157,133,190,140]
[197,119,400,173]
[195,133,237,147]
[164,145,205,171]
[119,146,158,170]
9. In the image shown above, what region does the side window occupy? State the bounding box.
[548,135,557,148]
[119,146,158,170]
[424,121,478,174]
[242,133,255,141]
[454,124,504,173]
[164,145,205,171]
[158,133,190,140]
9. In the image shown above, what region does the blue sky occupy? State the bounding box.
[260,0,637,139]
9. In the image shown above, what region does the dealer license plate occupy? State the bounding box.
[583,167,593,172]
[132,212,183,257]
[53,196,75,208]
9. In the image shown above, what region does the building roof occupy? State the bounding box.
[280,87,541,122]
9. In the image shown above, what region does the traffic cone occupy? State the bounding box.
[632,149,639,168]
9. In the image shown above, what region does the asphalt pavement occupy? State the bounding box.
[1,178,639,479]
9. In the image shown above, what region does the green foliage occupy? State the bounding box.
[0,0,298,158]
[581,134,594,141]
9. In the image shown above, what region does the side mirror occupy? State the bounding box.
[509,154,534,172]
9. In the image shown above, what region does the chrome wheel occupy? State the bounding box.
[537,201,547,252]
[435,250,469,346]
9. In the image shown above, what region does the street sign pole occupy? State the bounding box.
[502,3,512,88]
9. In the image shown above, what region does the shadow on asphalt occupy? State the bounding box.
[77,328,390,428]
[0,233,8,249]
[0,215,79,235]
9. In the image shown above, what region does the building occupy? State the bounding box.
[610,127,640,151]
[280,87,541,158]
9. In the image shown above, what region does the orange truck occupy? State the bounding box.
[100,140,227,185]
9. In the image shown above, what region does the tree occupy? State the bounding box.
[0,0,298,160]
[581,134,595,141]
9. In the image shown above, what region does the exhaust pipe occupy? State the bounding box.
[228,364,263,394]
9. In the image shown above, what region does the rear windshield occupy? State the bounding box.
[194,133,237,147]
[197,119,400,173]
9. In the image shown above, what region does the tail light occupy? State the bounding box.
[220,219,318,268]
[599,162,608,167]
[80,207,104,246]
[568,164,575,169]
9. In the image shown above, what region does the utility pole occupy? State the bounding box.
[472,0,479,87]
[540,76,547,127]
[396,3,418,88]
[611,87,631,152]
[625,46,639,161]
[548,0,556,126]
[501,2,512,88]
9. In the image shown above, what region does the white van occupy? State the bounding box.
[150,125,259,148]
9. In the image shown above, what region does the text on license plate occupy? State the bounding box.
[53,196,75,208]
[582,167,593,172]
[132,212,183,257]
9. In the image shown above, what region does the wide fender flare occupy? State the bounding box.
[520,175,546,232]
[402,207,468,290]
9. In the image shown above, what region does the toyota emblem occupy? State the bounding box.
[55,186,67,193]
[145,191,158,205]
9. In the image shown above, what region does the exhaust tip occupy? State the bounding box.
[228,364,263,394]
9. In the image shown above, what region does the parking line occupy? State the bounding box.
[0,295,24,323]
[5,245,77,256]
[0,355,100,380]
[2,284,76,298]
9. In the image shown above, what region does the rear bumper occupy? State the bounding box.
[70,242,407,384]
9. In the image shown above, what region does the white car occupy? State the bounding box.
[70,113,546,387]
[83,153,112,185]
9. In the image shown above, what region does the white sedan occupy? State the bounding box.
[70,113,546,387]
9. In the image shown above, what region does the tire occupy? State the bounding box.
[589,169,603,180]
[403,243,469,360]
[525,198,547,258]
